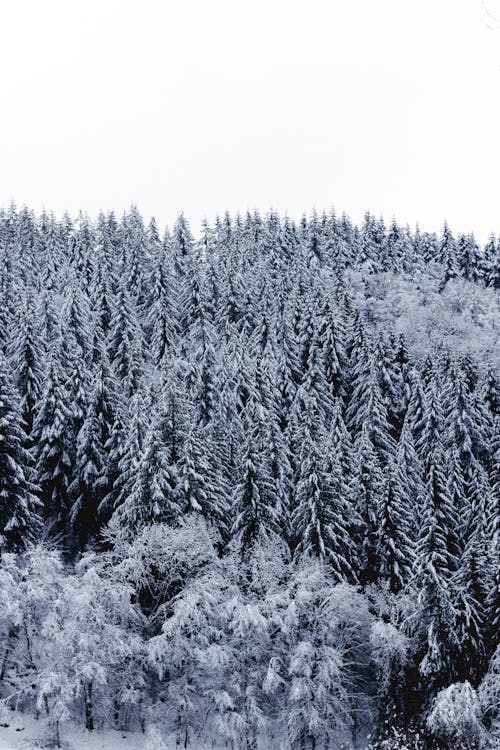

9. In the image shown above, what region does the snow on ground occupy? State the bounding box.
[0,715,222,750]
[0,714,148,750]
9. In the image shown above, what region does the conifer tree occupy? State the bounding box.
[112,418,180,536]
[108,277,144,387]
[292,399,357,582]
[231,402,281,558]
[376,464,415,594]
[452,463,489,684]
[147,241,176,366]
[438,222,458,290]
[11,293,44,434]
[31,355,73,549]
[417,372,444,469]
[104,391,148,521]
[352,425,386,585]
[69,357,117,551]
[177,423,229,539]
[413,445,459,695]
[347,353,396,465]
[0,351,41,551]
[443,360,486,475]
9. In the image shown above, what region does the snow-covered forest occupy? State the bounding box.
[0,203,499,749]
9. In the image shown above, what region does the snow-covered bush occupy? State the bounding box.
[145,723,168,750]
[426,681,485,749]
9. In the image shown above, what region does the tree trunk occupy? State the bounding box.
[176,713,182,747]
[351,697,359,748]
[23,618,35,669]
[0,626,18,681]
[50,719,61,749]
[84,681,94,731]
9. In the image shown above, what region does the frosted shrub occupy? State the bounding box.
[426,681,484,749]
[145,723,168,750]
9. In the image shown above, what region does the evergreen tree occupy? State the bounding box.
[10,293,44,434]
[438,222,458,290]
[352,425,386,585]
[231,402,281,558]
[177,423,229,538]
[108,277,144,390]
[293,399,357,582]
[413,446,459,695]
[347,352,396,465]
[104,391,148,520]
[442,359,486,474]
[452,463,489,684]
[31,355,73,550]
[0,351,41,551]
[69,358,117,551]
[376,463,415,594]
[147,241,176,366]
[112,418,181,536]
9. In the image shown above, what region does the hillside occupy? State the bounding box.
[0,205,498,749]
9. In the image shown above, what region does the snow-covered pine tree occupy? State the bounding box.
[69,356,117,552]
[177,422,229,539]
[10,293,44,435]
[376,463,415,594]
[452,462,489,684]
[112,416,180,536]
[231,401,281,559]
[31,352,74,551]
[0,351,41,551]
[292,397,357,582]
[412,445,459,696]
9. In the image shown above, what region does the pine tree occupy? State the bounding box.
[10,293,44,435]
[482,233,496,284]
[439,222,458,290]
[108,276,144,391]
[317,300,346,400]
[376,463,415,594]
[31,354,73,550]
[442,359,486,475]
[62,275,92,359]
[112,418,181,536]
[69,358,117,551]
[417,372,444,469]
[346,351,396,465]
[452,463,489,684]
[484,419,499,656]
[413,445,459,695]
[292,399,357,582]
[481,365,500,418]
[103,391,147,520]
[352,425,386,585]
[231,402,281,558]
[457,233,481,283]
[0,351,41,551]
[146,241,176,366]
[177,423,229,539]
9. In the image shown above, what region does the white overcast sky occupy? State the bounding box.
[1,0,500,239]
